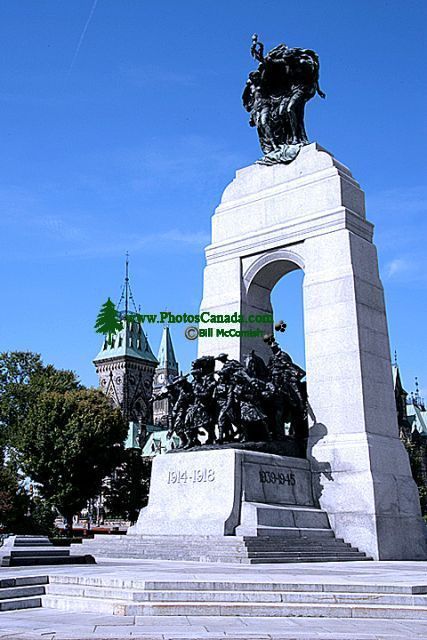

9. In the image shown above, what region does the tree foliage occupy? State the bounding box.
[103,450,151,524]
[0,351,80,448]
[0,449,49,534]
[18,388,128,534]
[0,449,19,527]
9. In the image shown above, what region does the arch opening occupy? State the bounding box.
[243,250,306,368]
[244,254,307,449]
[271,269,305,369]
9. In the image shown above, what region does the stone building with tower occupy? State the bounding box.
[93,319,158,448]
[393,363,427,515]
[93,261,181,453]
[152,326,179,428]
[94,324,181,454]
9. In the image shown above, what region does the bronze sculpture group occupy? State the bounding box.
[243,34,325,164]
[152,335,308,455]
[148,33,323,454]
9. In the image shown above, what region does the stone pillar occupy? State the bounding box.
[303,228,426,559]
[198,143,427,560]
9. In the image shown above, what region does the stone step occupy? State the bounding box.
[13,542,53,547]
[82,540,354,551]
[249,556,372,564]
[83,541,363,552]
[0,575,47,612]
[246,551,366,558]
[94,533,345,542]
[83,539,353,548]
[96,532,345,540]
[9,549,70,557]
[43,594,133,614]
[0,576,49,588]
[246,537,351,545]
[48,576,427,595]
[1,554,95,567]
[84,546,357,557]
[14,536,51,544]
[41,594,427,618]
[86,551,365,560]
[14,539,52,547]
[83,543,355,555]
[0,596,42,612]
[143,580,427,594]
[79,549,366,562]
[0,585,45,600]
[256,526,335,537]
[79,548,367,563]
[46,583,427,606]
[84,536,352,546]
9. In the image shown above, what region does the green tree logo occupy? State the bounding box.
[94,298,123,346]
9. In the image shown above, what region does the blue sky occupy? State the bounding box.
[1,1,426,397]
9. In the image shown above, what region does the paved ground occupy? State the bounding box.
[1,558,427,639]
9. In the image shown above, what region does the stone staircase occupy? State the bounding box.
[80,534,369,564]
[79,503,371,564]
[42,575,427,619]
[1,536,95,567]
[0,575,47,611]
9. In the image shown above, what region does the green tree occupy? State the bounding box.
[94,298,123,346]
[0,351,79,448]
[0,449,35,534]
[0,449,19,528]
[19,388,128,535]
[103,450,151,524]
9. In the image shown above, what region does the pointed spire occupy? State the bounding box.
[393,349,398,367]
[117,251,137,317]
[157,326,178,370]
[125,251,129,317]
[94,252,158,364]
[413,377,426,411]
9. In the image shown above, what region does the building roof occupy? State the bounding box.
[407,403,427,436]
[141,429,180,456]
[392,364,407,395]
[93,319,158,364]
[124,421,140,449]
[157,326,178,370]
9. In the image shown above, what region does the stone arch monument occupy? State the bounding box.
[198,142,427,560]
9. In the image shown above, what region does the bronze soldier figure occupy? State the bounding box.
[243,34,326,164]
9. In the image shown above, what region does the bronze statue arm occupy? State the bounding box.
[316,81,326,99]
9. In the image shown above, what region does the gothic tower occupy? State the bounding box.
[94,257,158,441]
[152,326,179,427]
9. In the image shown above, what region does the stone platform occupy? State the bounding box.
[129,449,316,537]
[1,559,427,639]
[80,449,369,564]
